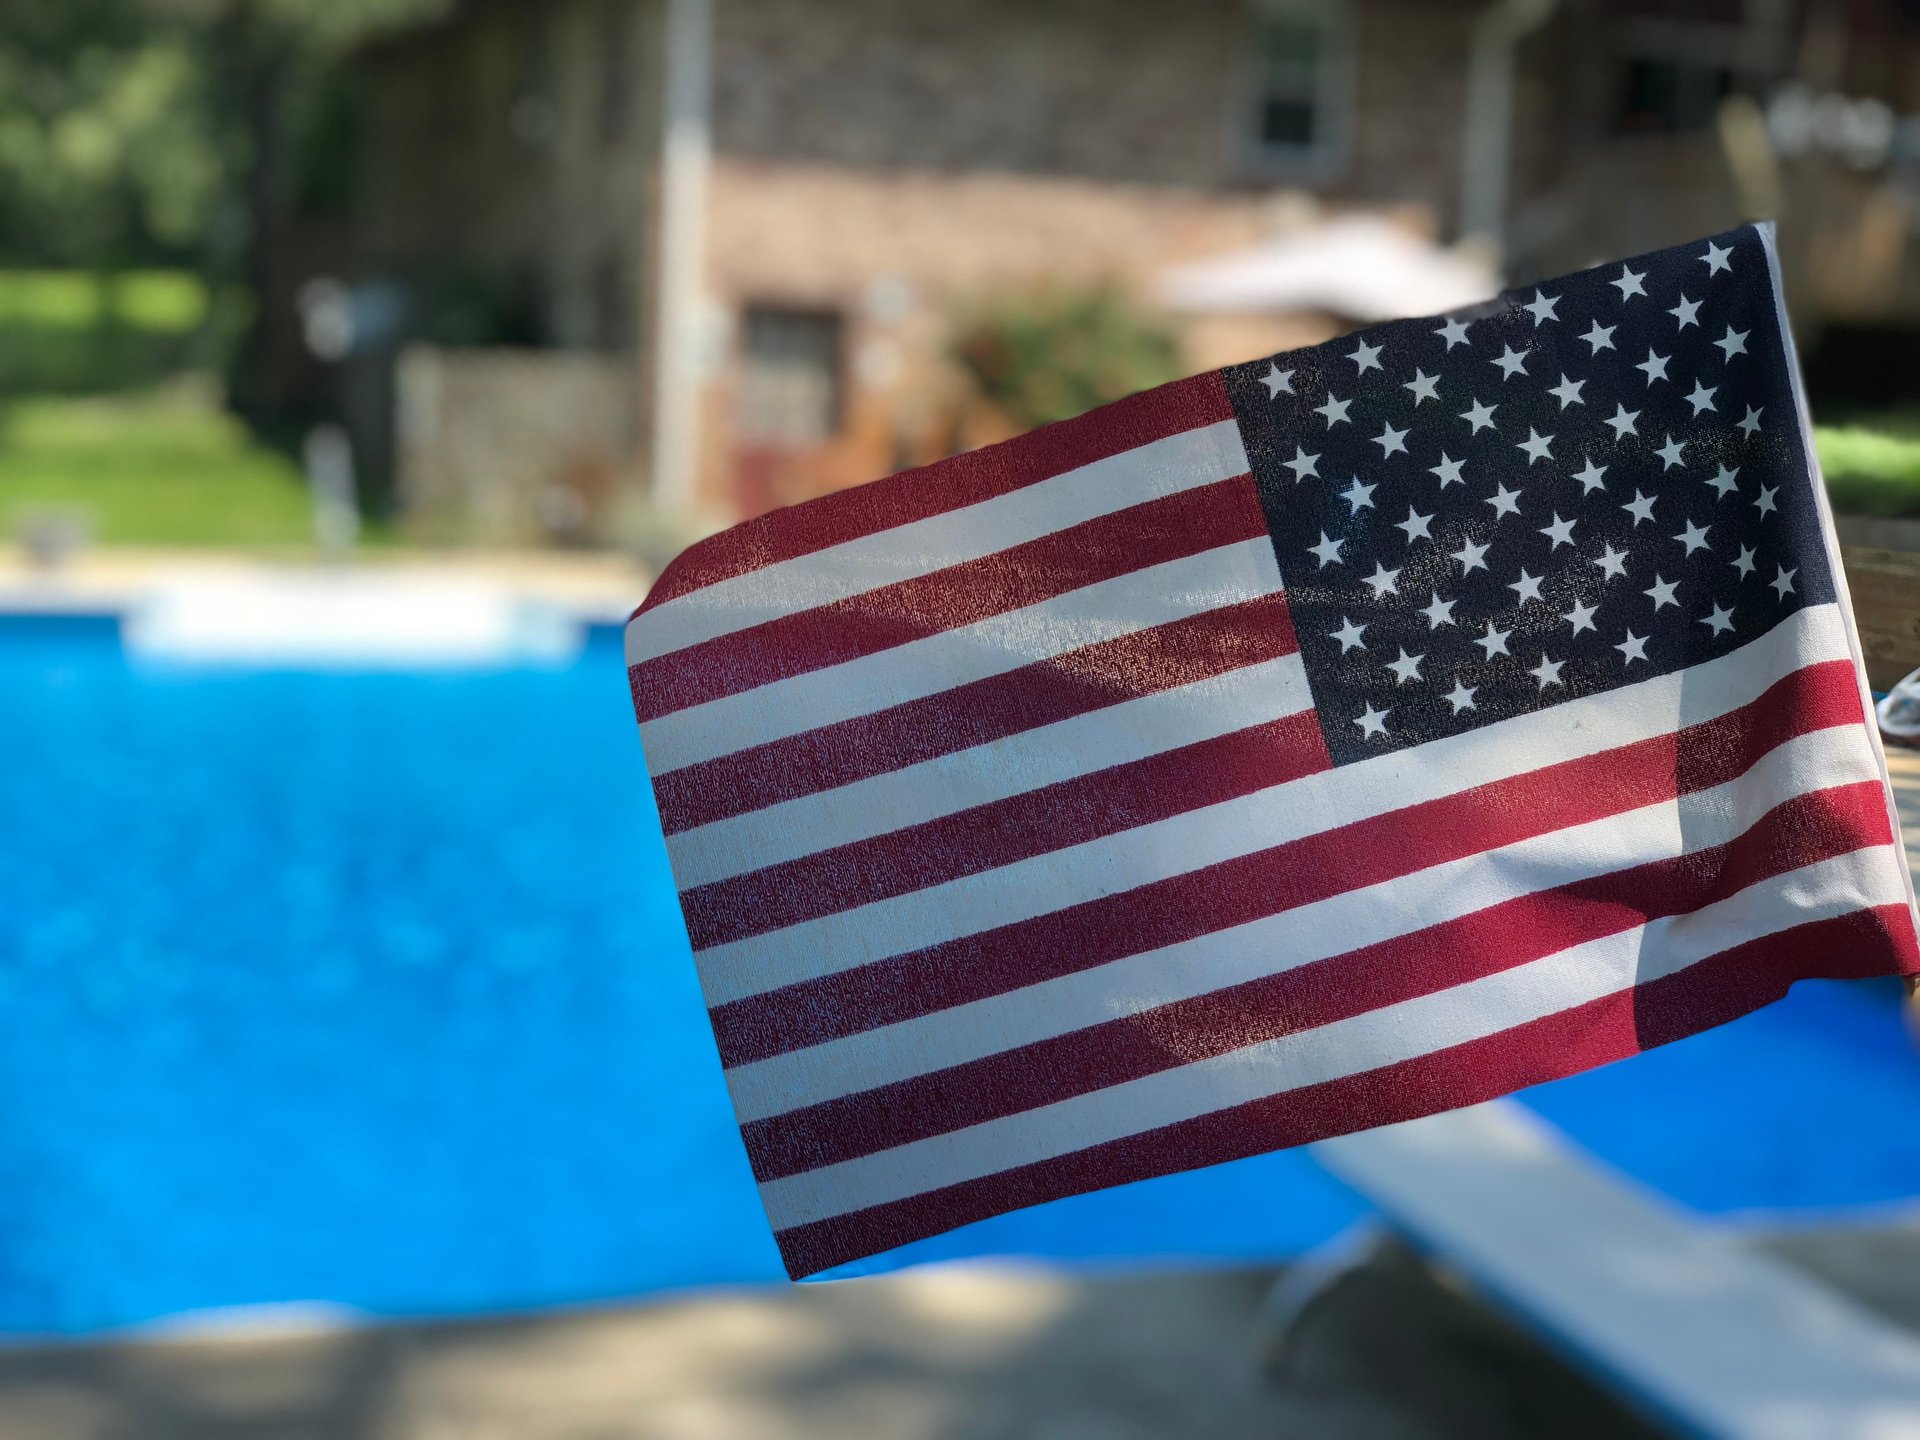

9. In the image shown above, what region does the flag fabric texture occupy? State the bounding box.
[625,222,1920,1279]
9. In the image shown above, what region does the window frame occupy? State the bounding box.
[1236,0,1356,182]
[1609,2,1793,138]
[734,304,848,450]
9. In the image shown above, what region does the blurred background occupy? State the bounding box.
[13,0,1920,1436]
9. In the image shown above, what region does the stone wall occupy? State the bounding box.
[698,156,1345,511]
[691,0,1490,514]
[395,346,640,546]
[714,0,1480,209]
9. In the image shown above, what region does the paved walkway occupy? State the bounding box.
[0,550,651,623]
[0,1259,1669,1440]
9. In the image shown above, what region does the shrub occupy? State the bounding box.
[952,287,1184,431]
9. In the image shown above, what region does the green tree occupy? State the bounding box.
[0,0,447,279]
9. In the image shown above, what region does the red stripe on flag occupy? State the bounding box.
[711,659,1864,1067]
[771,904,1918,1278]
[629,475,1267,723]
[651,594,1301,835]
[681,710,1331,950]
[739,781,1892,1179]
[636,373,1236,614]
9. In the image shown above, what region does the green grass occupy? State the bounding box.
[0,270,242,393]
[0,385,319,549]
[1816,416,1920,519]
[0,270,210,332]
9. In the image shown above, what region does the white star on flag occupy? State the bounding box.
[1550,374,1586,408]
[1676,519,1712,556]
[1365,562,1401,597]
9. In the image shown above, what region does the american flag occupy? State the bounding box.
[626,223,1920,1279]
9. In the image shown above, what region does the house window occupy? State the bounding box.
[1609,1,1785,136]
[738,307,843,447]
[1246,0,1351,170]
[1617,56,1737,135]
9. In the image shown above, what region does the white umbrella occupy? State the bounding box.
[1159,215,1501,324]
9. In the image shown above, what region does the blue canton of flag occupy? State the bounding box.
[1225,225,1829,765]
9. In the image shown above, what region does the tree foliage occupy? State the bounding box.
[0,0,449,268]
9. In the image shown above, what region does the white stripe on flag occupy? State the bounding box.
[757,845,1906,1230]
[696,603,1851,1004]
[720,721,1881,1122]
[639,535,1284,774]
[626,420,1250,666]
[665,651,1315,889]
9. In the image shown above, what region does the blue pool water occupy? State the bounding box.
[3,618,1919,1333]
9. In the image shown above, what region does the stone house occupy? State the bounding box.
[337,0,1920,542]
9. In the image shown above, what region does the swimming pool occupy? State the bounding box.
[3,616,1918,1333]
